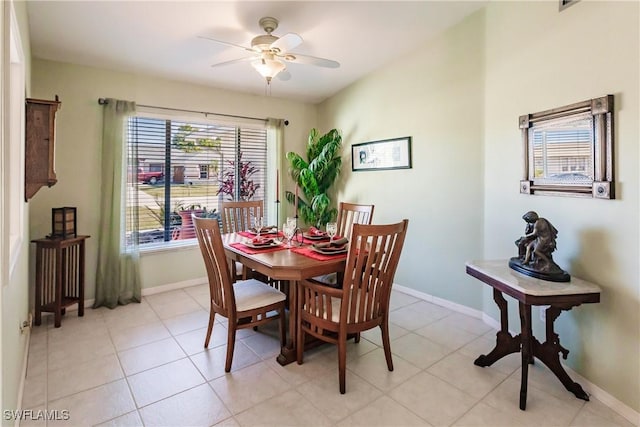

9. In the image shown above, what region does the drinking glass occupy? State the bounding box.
[283,222,295,247]
[326,222,337,243]
[254,216,264,238]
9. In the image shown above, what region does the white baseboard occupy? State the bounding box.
[393,283,640,426]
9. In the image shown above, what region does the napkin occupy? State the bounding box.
[313,237,349,250]
[308,226,327,237]
[252,237,273,246]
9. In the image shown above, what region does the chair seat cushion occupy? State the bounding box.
[234,279,286,312]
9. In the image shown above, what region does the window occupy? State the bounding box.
[125,115,267,249]
[199,164,209,179]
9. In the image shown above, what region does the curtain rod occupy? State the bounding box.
[97,98,289,126]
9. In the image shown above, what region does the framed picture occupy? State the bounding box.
[351,137,412,172]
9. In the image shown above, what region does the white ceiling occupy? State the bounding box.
[26,1,486,104]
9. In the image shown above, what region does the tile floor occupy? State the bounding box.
[21,286,635,427]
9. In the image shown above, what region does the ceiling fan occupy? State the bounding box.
[199,17,340,84]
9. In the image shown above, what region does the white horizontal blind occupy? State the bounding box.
[125,116,267,249]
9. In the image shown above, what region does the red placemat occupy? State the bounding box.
[230,242,287,255]
[290,246,348,261]
[238,230,284,239]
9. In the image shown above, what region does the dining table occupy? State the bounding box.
[221,231,347,365]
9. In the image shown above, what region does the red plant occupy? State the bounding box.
[216,153,260,201]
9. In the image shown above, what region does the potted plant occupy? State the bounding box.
[285,128,342,227]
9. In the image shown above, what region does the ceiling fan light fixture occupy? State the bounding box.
[251,58,286,81]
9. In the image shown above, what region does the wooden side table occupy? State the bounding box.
[32,235,90,328]
[466,260,601,410]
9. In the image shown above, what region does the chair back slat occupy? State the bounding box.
[342,220,409,325]
[220,201,264,233]
[336,202,374,240]
[194,217,236,317]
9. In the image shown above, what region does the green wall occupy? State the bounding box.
[318,1,639,414]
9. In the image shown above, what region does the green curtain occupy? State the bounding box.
[266,118,285,226]
[93,98,141,309]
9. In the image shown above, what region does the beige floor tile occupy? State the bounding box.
[127,358,205,407]
[405,300,455,321]
[213,417,240,427]
[316,337,379,365]
[453,401,530,426]
[414,319,480,351]
[481,377,583,426]
[209,362,291,414]
[183,284,211,309]
[190,341,261,380]
[391,332,451,369]
[48,332,116,372]
[388,290,420,311]
[438,312,494,335]
[118,337,186,375]
[14,405,47,427]
[427,352,509,399]
[336,395,430,426]
[175,325,227,356]
[48,353,123,401]
[25,344,47,379]
[348,348,422,391]
[47,379,136,426]
[264,348,335,387]
[21,372,46,409]
[101,301,160,332]
[296,369,383,422]
[240,331,282,360]
[570,397,637,427]
[110,321,171,351]
[146,289,203,319]
[389,307,438,331]
[96,410,143,427]
[389,371,479,426]
[139,383,231,426]
[162,308,211,336]
[361,322,409,346]
[513,361,591,402]
[235,389,332,426]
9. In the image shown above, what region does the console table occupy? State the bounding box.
[466,260,601,410]
[32,235,90,327]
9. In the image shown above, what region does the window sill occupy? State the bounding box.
[137,239,199,255]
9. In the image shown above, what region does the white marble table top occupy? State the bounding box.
[466,260,601,297]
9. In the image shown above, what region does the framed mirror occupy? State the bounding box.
[519,95,614,199]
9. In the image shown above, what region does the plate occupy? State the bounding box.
[311,245,347,255]
[303,232,329,240]
[242,240,282,249]
[246,227,278,235]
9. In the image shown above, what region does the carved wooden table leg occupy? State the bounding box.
[518,302,533,410]
[532,305,590,401]
[475,289,521,367]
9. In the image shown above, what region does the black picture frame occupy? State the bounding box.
[351,137,412,172]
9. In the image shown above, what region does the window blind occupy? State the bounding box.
[125,116,267,249]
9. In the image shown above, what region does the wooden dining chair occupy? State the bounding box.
[314,202,375,287]
[296,219,409,393]
[336,202,375,240]
[194,216,286,372]
[220,200,264,280]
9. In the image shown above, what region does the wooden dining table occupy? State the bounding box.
[221,232,347,365]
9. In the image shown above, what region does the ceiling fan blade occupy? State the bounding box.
[270,32,303,54]
[277,70,291,81]
[283,53,340,68]
[198,35,254,52]
[211,56,255,68]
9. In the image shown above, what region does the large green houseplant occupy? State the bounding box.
[285,128,342,227]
